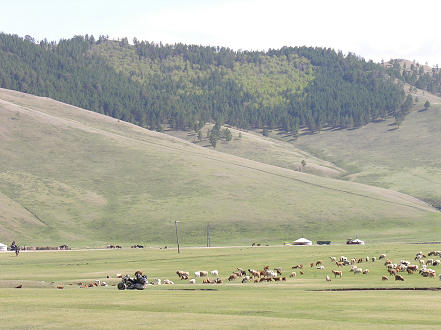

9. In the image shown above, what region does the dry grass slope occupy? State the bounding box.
[167,125,345,178]
[1,88,440,246]
[292,92,441,208]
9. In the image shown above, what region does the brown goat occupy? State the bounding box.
[395,275,404,281]
[332,270,342,278]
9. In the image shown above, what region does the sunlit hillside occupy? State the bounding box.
[292,94,441,208]
[1,89,440,247]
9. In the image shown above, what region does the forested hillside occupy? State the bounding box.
[0,33,405,134]
[385,59,441,96]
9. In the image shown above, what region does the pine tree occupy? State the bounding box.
[424,100,431,110]
[225,128,232,142]
[209,131,217,148]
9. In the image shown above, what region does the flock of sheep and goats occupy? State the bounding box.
[170,250,441,286]
[49,249,441,290]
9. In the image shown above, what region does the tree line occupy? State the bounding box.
[385,59,441,96]
[0,33,409,135]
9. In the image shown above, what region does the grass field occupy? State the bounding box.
[1,244,441,329]
[292,98,441,208]
[167,125,345,178]
[165,90,441,210]
[2,88,440,246]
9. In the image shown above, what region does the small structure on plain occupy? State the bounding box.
[293,237,313,246]
[346,238,365,245]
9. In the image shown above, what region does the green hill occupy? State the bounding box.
[0,33,404,135]
[167,125,345,178]
[291,95,441,209]
[1,88,440,247]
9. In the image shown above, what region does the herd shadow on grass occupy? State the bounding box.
[167,288,218,291]
[312,287,441,291]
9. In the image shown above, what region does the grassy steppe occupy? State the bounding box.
[292,98,441,208]
[1,244,441,329]
[1,88,440,246]
[167,125,345,178]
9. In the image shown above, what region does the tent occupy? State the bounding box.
[0,243,7,252]
[293,237,312,246]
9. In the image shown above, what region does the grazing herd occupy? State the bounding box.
[171,250,441,286]
[325,250,440,282]
[175,265,292,285]
[42,249,441,290]
[378,250,441,281]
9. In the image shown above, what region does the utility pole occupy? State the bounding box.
[175,220,180,254]
[207,223,210,248]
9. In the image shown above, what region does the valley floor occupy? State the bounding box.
[1,244,441,329]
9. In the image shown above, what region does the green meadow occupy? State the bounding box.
[1,244,441,329]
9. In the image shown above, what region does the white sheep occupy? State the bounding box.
[354,268,363,274]
[189,279,196,284]
[210,270,219,276]
[242,276,251,283]
[265,270,277,277]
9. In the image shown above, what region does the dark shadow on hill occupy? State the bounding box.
[276,132,293,138]
[319,127,336,132]
[298,131,318,137]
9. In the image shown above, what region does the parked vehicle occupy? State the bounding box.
[117,271,147,290]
